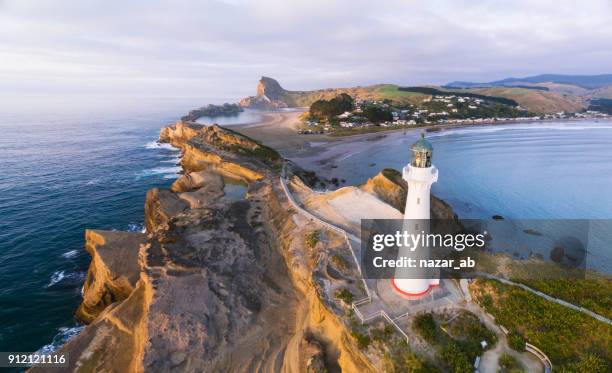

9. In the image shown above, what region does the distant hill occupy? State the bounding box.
[448,74,612,90]
[239,76,587,114]
[239,77,429,108]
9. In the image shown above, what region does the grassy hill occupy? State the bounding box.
[470,87,585,113]
[241,77,588,114]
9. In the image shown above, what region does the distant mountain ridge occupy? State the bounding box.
[448,74,612,90]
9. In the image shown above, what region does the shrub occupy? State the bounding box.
[439,342,472,373]
[331,254,349,271]
[350,330,371,349]
[507,331,526,352]
[559,353,608,373]
[305,230,320,249]
[498,353,524,372]
[310,93,354,121]
[335,288,353,304]
[413,313,437,343]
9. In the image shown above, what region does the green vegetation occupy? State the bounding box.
[374,84,427,104]
[373,323,439,373]
[518,278,612,319]
[349,329,371,349]
[471,278,611,370]
[413,313,437,343]
[421,97,530,119]
[412,311,496,372]
[398,86,519,106]
[309,93,354,121]
[181,103,243,121]
[383,348,440,373]
[335,288,353,304]
[362,105,393,123]
[559,353,609,373]
[305,230,320,249]
[507,331,526,352]
[589,98,612,114]
[498,353,524,373]
[219,126,281,166]
[446,311,498,356]
[331,253,349,271]
[439,342,472,373]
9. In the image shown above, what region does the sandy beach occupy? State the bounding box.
[235,110,612,163]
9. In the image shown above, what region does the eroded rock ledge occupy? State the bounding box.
[34,123,378,373]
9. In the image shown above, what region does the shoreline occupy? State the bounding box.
[232,109,612,160]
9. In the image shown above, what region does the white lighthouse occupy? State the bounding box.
[392,133,440,296]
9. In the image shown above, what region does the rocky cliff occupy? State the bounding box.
[362,167,458,220]
[34,122,375,372]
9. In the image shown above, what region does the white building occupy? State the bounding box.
[392,134,440,296]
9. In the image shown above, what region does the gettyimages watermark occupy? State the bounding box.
[360,219,609,280]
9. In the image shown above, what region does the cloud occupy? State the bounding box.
[1,0,611,102]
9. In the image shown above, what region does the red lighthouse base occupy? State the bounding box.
[390,278,438,297]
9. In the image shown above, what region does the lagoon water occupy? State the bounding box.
[296,121,612,271]
[0,102,194,354]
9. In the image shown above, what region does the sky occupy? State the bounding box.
[1,0,612,105]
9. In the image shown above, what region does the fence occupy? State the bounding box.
[280,165,410,342]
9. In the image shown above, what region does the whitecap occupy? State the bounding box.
[138,166,181,179]
[85,177,103,185]
[61,250,78,259]
[46,271,66,288]
[36,326,85,355]
[127,223,146,233]
[145,141,179,151]
[46,271,86,288]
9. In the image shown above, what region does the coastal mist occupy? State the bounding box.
[0,102,195,354]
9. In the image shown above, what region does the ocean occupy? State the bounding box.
[0,101,198,354]
[2,107,611,356]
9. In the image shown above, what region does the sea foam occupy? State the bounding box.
[61,250,78,259]
[36,325,85,355]
[145,141,179,151]
[46,271,86,288]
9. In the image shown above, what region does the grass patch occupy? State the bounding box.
[305,230,320,249]
[517,278,612,319]
[335,288,353,304]
[413,313,437,343]
[471,278,611,371]
[412,311,496,373]
[331,254,349,271]
[498,353,524,373]
[349,330,371,349]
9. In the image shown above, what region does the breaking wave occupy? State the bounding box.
[36,326,85,355]
[144,141,179,151]
[61,250,78,259]
[46,271,86,288]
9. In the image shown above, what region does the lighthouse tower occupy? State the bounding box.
[392,133,439,296]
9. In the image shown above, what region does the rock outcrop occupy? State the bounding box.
[76,230,146,323]
[362,167,458,220]
[36,122,374,372]
[239,76,294,109]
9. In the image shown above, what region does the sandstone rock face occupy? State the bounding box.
[256,76,287,100]
[159,122,277,182]
[44,122,375,373]
[35,244,152,373]
[240,76,293,108]
[362,167,458,220]
[76,230,146,323]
